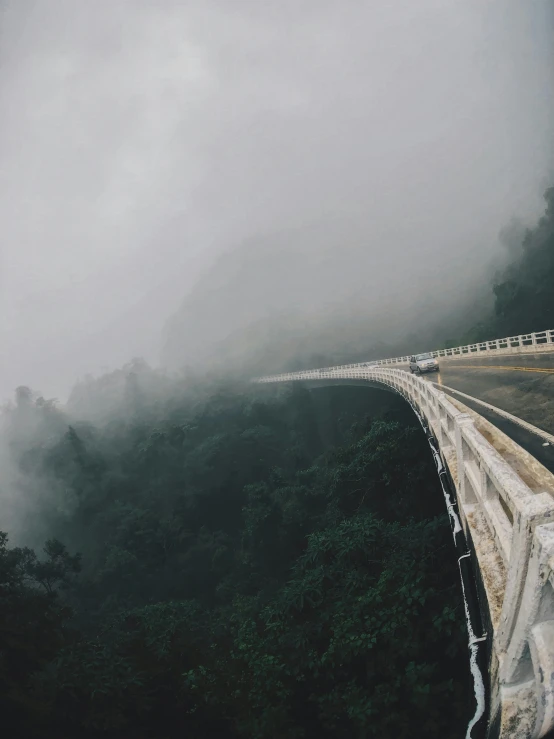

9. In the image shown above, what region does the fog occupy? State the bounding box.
[1,0,553,403]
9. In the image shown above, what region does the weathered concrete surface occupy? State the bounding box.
[465,505,507,629]
[421,392,554,737]
[497,681,538,739]
[445,396,554,498]
[417,374,554,474]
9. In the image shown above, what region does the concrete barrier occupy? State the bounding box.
[254,364,554,738]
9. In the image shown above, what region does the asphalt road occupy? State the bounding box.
[411,351,554,474]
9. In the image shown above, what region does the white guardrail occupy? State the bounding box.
[258,328,554,382]
[254,361,554,738]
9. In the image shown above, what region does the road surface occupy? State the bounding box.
[416,351,554,473]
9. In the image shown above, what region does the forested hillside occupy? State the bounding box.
[445,185,554,348]
[2,186,552,737]
[1,382,470,738]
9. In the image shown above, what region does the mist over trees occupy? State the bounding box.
[444,185,554,347]
[486,186,554,336]
[1,184,552,735]
[1,180,552,737]
[161,218,493,377]
[0,380,471,738]
[162,184,554,376]
[0,1,552,736]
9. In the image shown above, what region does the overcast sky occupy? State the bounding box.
[1,0,553,402]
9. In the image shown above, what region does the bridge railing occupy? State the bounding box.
[258,329,554,379]
[431,328,554,359]
[256,366,554,583]
[255,364,554,732]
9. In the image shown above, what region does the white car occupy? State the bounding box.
[409,353,439,374]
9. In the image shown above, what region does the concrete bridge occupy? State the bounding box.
[254,329,554,739]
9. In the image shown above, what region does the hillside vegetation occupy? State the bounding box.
[445,186,554,348]
[2,186,552,737]
[1,383,470,738]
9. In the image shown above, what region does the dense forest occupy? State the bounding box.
[2,381,471,738]
[444,185,554,348]
[1,185,553,737]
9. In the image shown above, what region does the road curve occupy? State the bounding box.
[255,343,554,474]
[414,350,554,473]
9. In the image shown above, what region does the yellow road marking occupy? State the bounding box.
[447,365,554,374]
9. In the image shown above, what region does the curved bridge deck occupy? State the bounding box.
[254,329,554,739]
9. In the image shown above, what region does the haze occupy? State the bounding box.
[1,0,553,402]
